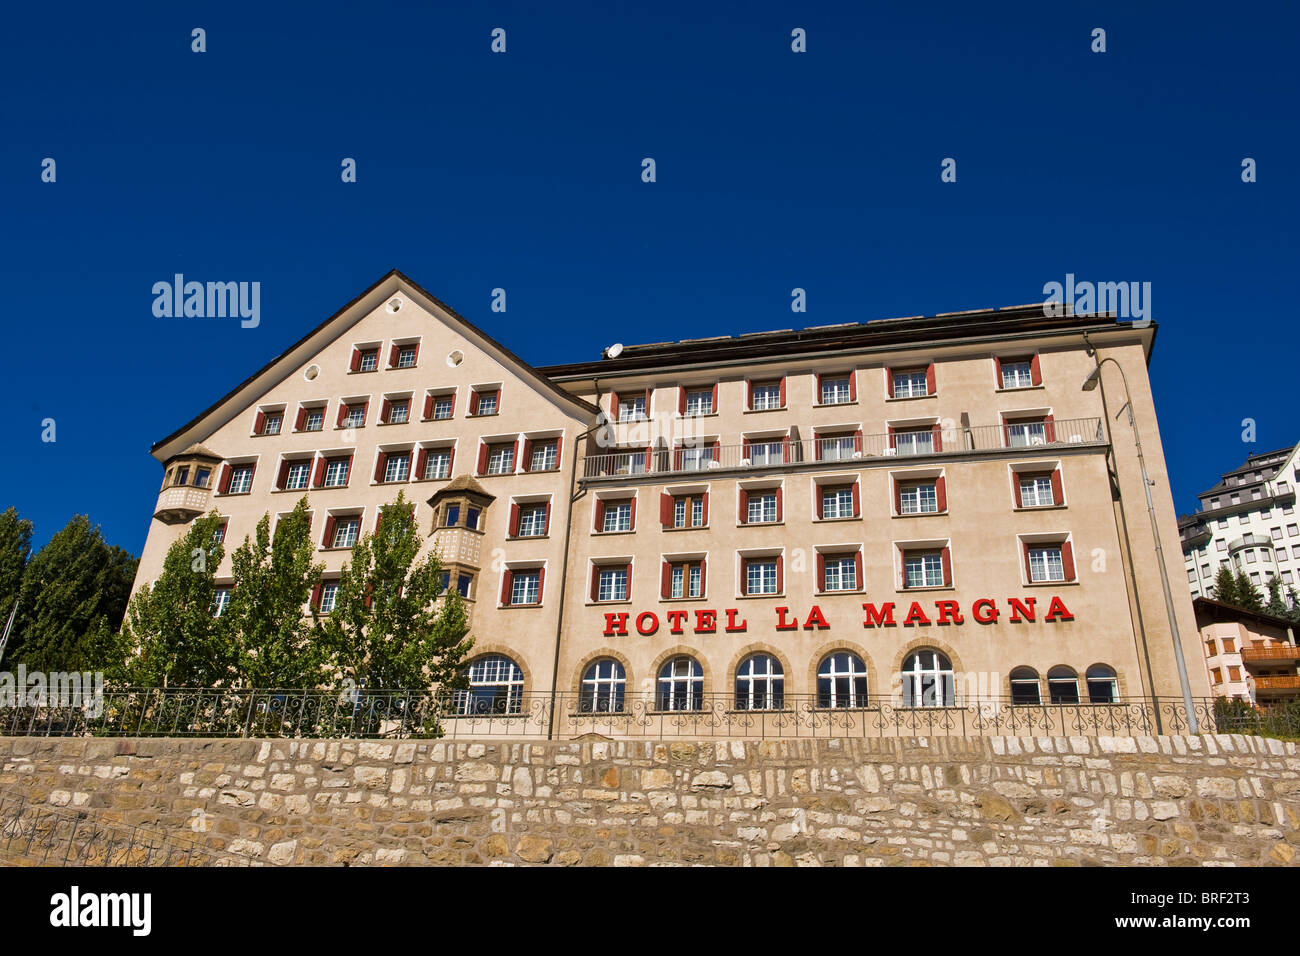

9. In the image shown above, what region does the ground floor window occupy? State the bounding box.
[900,649,954,707]
[580,659,626,713]
[455,655,524,715]
[657,656,703,711]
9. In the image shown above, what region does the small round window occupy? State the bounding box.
[303,364,320,381]
[386,297,403,313]
[447,350,464,368]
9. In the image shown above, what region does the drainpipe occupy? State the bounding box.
[545,378,605,739]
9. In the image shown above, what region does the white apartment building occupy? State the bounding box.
[1180,443,1300,603]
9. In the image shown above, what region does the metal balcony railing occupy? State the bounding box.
[581,417,1106,480]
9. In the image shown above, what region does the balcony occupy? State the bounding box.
[1228,534,1273,553]
[1180,522,1211,548]
[153,484,212,524]
[580,417,1105,481]
[1252,675,1300,696]
[1242,644,1300,664]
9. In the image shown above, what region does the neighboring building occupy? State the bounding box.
[1194,597,1300,704]
[133,270,1211,730]
[1179,444,1300,604]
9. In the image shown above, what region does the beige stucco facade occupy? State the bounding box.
[131,271,1211,731]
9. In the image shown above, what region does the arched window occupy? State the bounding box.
[657,656,703,711]
[580,658,626,713]
[735,654,784,710]
[1047,665,1080,704]
[817,652,869,708]
[900,649,954,707]
[1086,664,1118,703]
[1009,666,1041,705]
[456,655,524,715]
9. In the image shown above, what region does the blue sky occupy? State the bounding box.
[1,0,1296,554]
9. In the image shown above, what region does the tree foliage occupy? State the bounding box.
[0,507,33,637]
[7,515,137,671]
[1212,565,1239,607]
[118,512,230,686]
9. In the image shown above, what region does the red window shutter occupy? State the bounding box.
[848,370,857,401]
[885,367,894,398]
[294,407,306,430]
[853,551,863,589]
[410,344,419,365]
[590,567,600,602]
[254,411,265,434]
[542,503,551,535]
[677,387,686,415]
[312,458,326,488]
[625,563,633,596]
[1043,415,1056,443]
[775,487,783,521]
[521,439,533,471]
[1012,473,1023,508]
[323,516,336,547]
[854,429,863,454]
[778,377,786,407]
[851,481,860,517]
[373,453,387,482]
[815,373,823,401]
[661,561,672,599]
[350,348,361,372]
[776,556,784,593]
[1030,354,1042,386]
[746,380,753,409]
[926,363,936,395]
[816,486,824,520]
[1002,420,1011,447]
[414,448,428,479]
[993,357,1003,388]
[470,392,480,416]
[936,476,947,511]
[1022,540,1034,580]
[1050,469,1063,505]
[740,559,748,596]
[423,394,434,419]
[310,583,322,610]
[501,570,514,606]
[218,465,232,494]
[610,391,620,420]
[673,446,683,470]
[782,436,791,463]
[738,489,749,523]
[699,560,707,595]
[887,426,897,451]
[701,492,709,525]
[710,382,718,411]
[594,499,606,532]
[536,567,545,601]
[337,404,348,428]
[477,443,489,475]
[643,388,651,413]
[509,503,520,536]
[1061,541,1076,580]
[660,493,673,527]
[554,437,563,468]
[389,344,399,368]
[446,447,454,471]
[360,402,368,423]
[447,393,456,416]
[380,399,391,423]
[512,439,522,472]
[710,440,720,463]
[893,477,901,514]
[931,424,943,453]
[941,547,952,587]
[817,552,826,590]
[742,439,751,460]
[277,460,290,490]
[629,496,637,530]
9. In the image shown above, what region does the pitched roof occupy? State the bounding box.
[149,270,600,462]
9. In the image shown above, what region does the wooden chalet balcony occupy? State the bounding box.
[1242,644,1300,664]
[1253,675,1300,694]
[581,416,1105,481]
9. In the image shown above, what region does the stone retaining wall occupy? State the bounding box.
[2,734,1299,866]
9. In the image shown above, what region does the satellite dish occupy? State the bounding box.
[604,343,624,358]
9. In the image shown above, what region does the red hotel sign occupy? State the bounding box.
[602,596,1074,636]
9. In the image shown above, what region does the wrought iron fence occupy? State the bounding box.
[0,789,254,866]
[0,687,1281,740]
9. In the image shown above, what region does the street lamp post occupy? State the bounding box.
[1083,353,1199,733]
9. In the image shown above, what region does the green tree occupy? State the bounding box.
[119,512,231,686]
[0,507,33,645]
[1212,565,1239,607]
[1286,587,1300,626]
[1266,576,1290,618]
[314,491,472,695]
[1234,570,1264,614]
[8,516,138,671]
[224,498,326,687]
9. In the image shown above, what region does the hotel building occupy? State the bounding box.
[134,270,1211,732]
